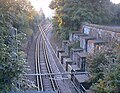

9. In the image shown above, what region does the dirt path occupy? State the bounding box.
[26,32,39,85]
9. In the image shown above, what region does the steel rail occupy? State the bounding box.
[39,26,52,91]
[43,38,56,91]
[34,24,51,91]
[39,25,87,93]
[44,37,61,93]
[34,25,59,92]
[34,24,87,93]
[35,31,44,91]
[40,25,61,93]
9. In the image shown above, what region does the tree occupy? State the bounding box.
[87,41,120,93]
[49,0,119,40]
[0,0,39,92]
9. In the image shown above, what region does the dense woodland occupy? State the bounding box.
[0,0,45,92]
[49,0,120,93]
[49,0,120,39]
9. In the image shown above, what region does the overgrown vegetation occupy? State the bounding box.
[87,41,120,93]
[49,0,120,92]
[0,0,44,92]
[49,0,120,39]
[68,41,80,52]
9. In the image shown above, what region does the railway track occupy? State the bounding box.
[34,25,60,92]
[33,24,84,93]
[39,25,87,93]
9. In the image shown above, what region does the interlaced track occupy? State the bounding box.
[34,25,60,92]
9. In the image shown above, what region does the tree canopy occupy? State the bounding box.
[87,41,120,93]
[0,0,44,92]
[49,0,120,39]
